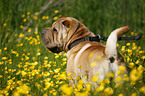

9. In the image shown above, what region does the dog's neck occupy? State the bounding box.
[68,35,101,50]
[63,23,96,51]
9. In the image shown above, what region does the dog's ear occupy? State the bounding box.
[62,20,70,28]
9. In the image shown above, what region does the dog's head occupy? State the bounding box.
[41,17,94,53]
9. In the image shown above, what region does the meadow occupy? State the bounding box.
[0,0,145,96]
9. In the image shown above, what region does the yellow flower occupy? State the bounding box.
[121,46,126,52]
[92,76,99,82]
[33,16,38,20]
[78,79,84,84]
[19,33,24,37]
[61,84,73,95]
[62,58,67,61]
[139,86,145,94]
[43,93,48,96]
[89,53,94,58]
[104,87,113,95]
[132,46,137,50]
[0,75,3,78]
[104,78,110,84]
[37,52,41,56]
[114,76,122,83]
[28,28,31,32]
[0,61,4,65]
[127,49,132,53]
[20,25,24,29]
[54,68,60,73]
[90,62,96,67]
[96,72,99,75]
[105,72,114,78]
[45,82,51,89]
[53,16,58,20]
[63,53,67,56]
[31,62,38,66]
[3,23,7,27]
[95,84,104,92]
[21,71,27,77]
[22,14,25,17]
[117,43,119,47]
[135,60,139,64]
[16,84,30,94]
[129,62,134,68]
[23,18,27,22]
[130,69,139,85]
[139,51,143,54]
[5,66,7,70]
[27,12,30,15]
[118,65,126,74]
[67,72,71,76]
[75,92,88,96]
[2,57,7,60]
[85,83,91,91]
[59,73,67,80]
[42,16,46,19]
[35,31,38,34]
[53,92,57,96]
[44,56,48,59]
[97,55,102,61]
[54,10,58,13]
[85,76,87,79]
[54,53,59,58]
[131,93,137,96]
[118,93,124,96]
[131,32,134,35]
[77,84,83,91]
[46,16,49,19]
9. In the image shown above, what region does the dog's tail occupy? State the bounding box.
[105,26,130,60]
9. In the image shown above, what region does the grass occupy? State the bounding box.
[0,0,145,96]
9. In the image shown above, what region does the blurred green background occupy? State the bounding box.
[0,0,145,49]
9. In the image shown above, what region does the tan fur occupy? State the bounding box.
[41,17,130,86]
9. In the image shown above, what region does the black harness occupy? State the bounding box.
[68,35,141,50]
[68,35,102,50]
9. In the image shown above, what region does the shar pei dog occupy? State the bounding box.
[41,17,129,86]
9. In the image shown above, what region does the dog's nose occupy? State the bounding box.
[41,29,46,36]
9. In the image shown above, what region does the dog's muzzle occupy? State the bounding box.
[41,29,62,53]
[47,46,61,53]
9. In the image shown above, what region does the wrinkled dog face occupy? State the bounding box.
[41,18,70,53]
[41,17,81,53]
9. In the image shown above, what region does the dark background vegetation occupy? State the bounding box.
[0,0,145,50]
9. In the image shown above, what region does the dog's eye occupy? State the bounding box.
[53,28,57,33]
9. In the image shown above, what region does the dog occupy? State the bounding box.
[41,17,129,86]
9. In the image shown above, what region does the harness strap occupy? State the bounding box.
[68,35,101,50]
[68,35,141,50]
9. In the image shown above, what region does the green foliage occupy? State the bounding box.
[62,0,145,48]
